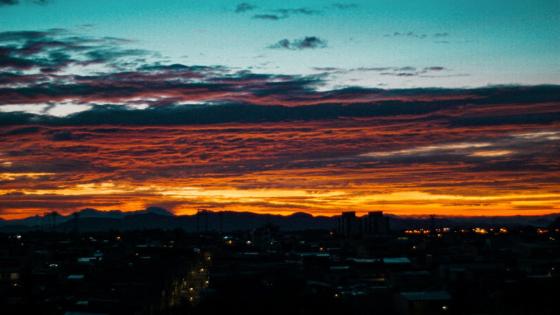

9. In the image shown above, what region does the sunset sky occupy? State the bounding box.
[1,0,559,219]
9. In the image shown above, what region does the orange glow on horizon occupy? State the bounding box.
[1,121,559,220]
[1,180,558,220]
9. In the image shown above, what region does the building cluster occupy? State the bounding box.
[195,213,559,315]
[1,211,559,315]
[0,230,210,315]
[337,211,391,237]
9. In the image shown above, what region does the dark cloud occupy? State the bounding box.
[434,39,473,45]
[0,31,558,131]
[4,126,40,135]
[313,66,435,75]
[312,66,343,72]
[48,130,87,141]
[252,7,320,20]
[385,32,452,40]
[252,14,281,20]
[1,85,559,126]
[385,32,467,45]
[385,32,427,39]
[0,29,151,73]
[269,36,327,50]
[275,8,320,16]
[0,0,50,6]
[0,0,18,5]
[0,32,555,124]
[375,66,449,77]
[0,30,556,122]
[234,2,256,13]
[424,66,445,71]
[0,30,60,41]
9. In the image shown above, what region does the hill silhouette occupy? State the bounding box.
[1,208,559,233]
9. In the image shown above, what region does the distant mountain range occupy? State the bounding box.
[1,207,559,233]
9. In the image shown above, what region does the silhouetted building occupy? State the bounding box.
[338,211,360,237]
[338,211,390,237]
[363,211,390,235]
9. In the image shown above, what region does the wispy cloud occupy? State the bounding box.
[252,7,321,20]
[332,3,358,10]
[385,31,428,39]
[385,32,454,41]
[313,65,451,78]
[361,142,493,158]
[234,2,257,13]
[0,0,50,6]
[269,36,328,50]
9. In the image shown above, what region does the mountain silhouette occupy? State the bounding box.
[1,208,559,233]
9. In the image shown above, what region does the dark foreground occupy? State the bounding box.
[1,224,559,315]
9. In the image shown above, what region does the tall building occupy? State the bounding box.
[364,211,390,235]
[338,211,360,237]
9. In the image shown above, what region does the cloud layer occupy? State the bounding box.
[1,29,560,219]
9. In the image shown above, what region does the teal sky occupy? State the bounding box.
[1,0,559,88]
